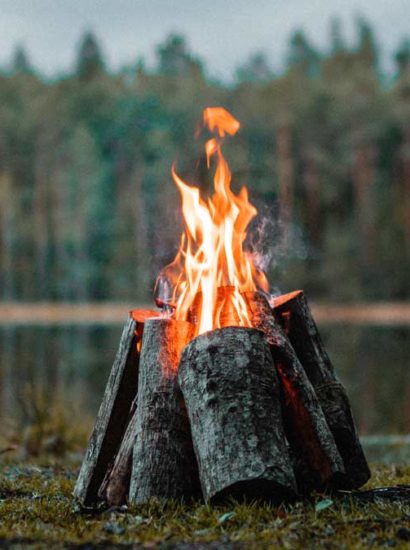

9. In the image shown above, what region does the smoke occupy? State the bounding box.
[246,201,311,295]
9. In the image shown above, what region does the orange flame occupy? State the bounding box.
[159,107,268,335]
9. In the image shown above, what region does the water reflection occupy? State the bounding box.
[321,325,410,434]
[0,323,409,435]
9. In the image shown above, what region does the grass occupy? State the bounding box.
[0,459,410,549]
[1,392,410,548]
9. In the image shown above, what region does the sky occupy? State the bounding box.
[0,0,409,79]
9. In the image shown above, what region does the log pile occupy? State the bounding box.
[74,290,370,508]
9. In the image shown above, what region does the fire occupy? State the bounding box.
[158,107,268,335]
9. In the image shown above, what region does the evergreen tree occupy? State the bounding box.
[330,18,346,54]
[356,17,379,70]
[156,34,202,77]
[236,52,273,83]
[76,31,105,80]
[11,45,32,74]
[287,30,320,77]
[395,38,410,77]
[0,25,408,304]
[63,124,110,299]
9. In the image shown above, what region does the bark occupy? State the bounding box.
[178,326,297,503]
[74,309,157,506]
[129,318,200,503]
[272,290,371,489]
[244,291,345,493]
[99,399,138,506]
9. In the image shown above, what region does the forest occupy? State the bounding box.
[1,18,409,304]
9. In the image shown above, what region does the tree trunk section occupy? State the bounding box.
[188,285,241,327]
[129,318,200,503]
[244,291,345,493]
[352,143,377,271]
[99,399,138,506]
[74,309,157,507]
[178,326,297,503]
[304,153,322,248]
[401,127,410,258]
[272,290,371,489]
[276,121,294,252]
[0,172,16,299]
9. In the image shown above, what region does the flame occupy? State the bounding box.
[158,107,268,335]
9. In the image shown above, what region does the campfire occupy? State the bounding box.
[74,108,370,508]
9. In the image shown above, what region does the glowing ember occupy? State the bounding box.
[157,107,268,335]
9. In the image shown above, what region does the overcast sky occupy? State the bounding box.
[0,0,409,79]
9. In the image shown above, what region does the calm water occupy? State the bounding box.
[0,323,409,435]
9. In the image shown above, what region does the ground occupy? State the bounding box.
[0,459,410,549]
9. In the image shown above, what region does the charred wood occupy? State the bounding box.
[188,286,241,327]
[244,291,345,493]
[273,290,371,489]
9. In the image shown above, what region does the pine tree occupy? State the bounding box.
[156,34,202,77]
[395,38,410,77]
[76,31,105,80]
[236,53,273,83]
[356,17,379,70]
[287,30,320,77]
[11,45,32,74]
[330,18,346,54]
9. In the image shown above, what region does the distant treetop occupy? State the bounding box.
[329,18,347,55]
[236,52,274,84]
[395,38,410,77]
[287,30,320,78]
[76,31,106,80]
[11,45,33,75]
[156,33,203,77]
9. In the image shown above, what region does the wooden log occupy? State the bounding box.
[243,291,345,493]
[131,309,160,350]
[178,326,297,503]
[272,290,371,489]
[188,286,241,327]
[129,318,200,503]
[98,398,137,506]
[73,309,157,507]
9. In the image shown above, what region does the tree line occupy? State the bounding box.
[0,19,409,304]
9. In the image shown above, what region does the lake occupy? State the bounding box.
[0,322,409,436]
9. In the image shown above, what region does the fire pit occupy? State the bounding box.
[74,108,370,508]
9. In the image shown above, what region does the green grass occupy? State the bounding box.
[1,460,410,549]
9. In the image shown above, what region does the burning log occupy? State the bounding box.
[129,318,200,503]
[73,309,156,507]
[244,291,345,493]
[75,107,370,508]
[188,286,241,327]
[178,326,297,503]
[272,290,371,489]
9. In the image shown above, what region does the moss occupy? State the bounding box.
[1,461,410,548]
